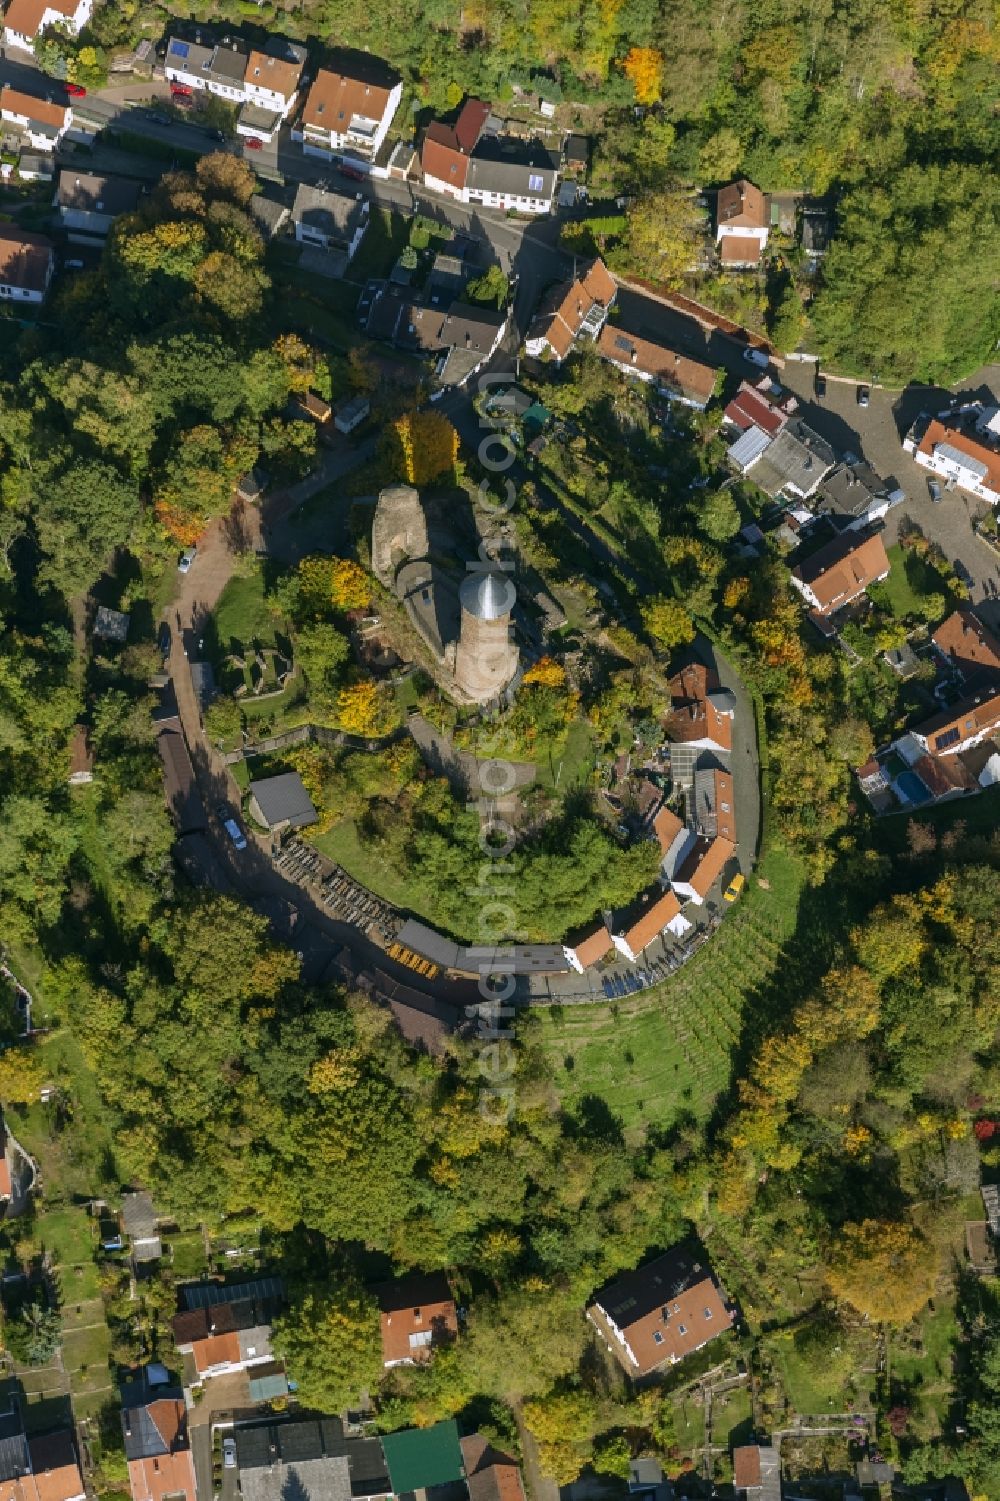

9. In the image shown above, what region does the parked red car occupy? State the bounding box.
[244,136,263,150]
[65,82,86,96]
[170,82,193,97]
[339,163,364,182]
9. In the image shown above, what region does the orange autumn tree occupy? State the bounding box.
[331,558,371,612]
[387,411,459,487]
[336,679,395,738]
[623,46,663,104]
[523,657,567,689]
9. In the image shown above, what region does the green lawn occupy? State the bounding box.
[167,1229,210,1280]
[873,545,953,621]
[10,1028,119,1199]
[528,846,806,1139]
[536,719,596,792]
[309,818,438,919]
[212,572,282,657]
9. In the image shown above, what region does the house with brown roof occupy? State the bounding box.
[0,226,54,304]
[2,0,91,51]
[122,1394,196,1501]
[907,687,1000,760]
[420,98,491,200]
[563,921,612,974]
[715,179,770,267]
[723,378,796,436]
[374,1273,458,1368]
[587,1244,734,1378]
[0,87,71,151]
[904,415,1000,506]
[668,663,735,754]
[734,1445,782,1501]
[172,1290,278,1382]
[595,325,718,409]
[932,608,1000,683]
[243,40,306,117]
[524,258,616,362]
[789,526,890,616]
[460,1435,526,1501]
[0,1425,85,1501]
[295,56,402,169]
[669,834,735,906]
[612,887,692,963]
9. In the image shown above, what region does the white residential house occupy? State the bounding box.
[294,63,402,169]
[2,0,92,52]
[903,416,1000,507]
[0,86,71,151]
[0,225,55,303]
[715,178,771,268]
[163,35,249,104]
[242,44,305,115]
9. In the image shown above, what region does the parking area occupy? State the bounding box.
[778,360,1000,628]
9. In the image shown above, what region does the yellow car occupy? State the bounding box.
[723,872,745,903]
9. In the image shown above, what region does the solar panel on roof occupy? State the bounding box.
[170,39,190,57]
[935,727,961,750]
[181,1275,284,1309]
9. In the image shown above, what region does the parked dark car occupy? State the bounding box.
[339,163,364,182]
[927,478,943,503]
[157,621,171,661]
[814,370,826,398]
[857,385,871,408]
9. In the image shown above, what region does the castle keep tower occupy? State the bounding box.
[454,571,519,703]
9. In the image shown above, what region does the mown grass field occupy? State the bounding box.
[528,846,806,1139]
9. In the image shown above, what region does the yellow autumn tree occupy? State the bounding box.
[641,595,695,651]
[330,558,371,612]
[623,46,663,104]
[523,657,566,688]
[826,1219,938,1325]
[389,411,459,487]
[297,556,335,616]
[274,333,316,394]
[335,680,394,738]
[0,1046,47,1103]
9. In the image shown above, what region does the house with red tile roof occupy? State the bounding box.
[587,1244,734,1377]
[668,663,735,753]
[0,1426,85,1501]
[294,57,402,169]
[907,687,1000,760]
[715,179,770,267]
[0,86,71,151]
[2,0,91,52]
[563,922,612,974]
[524,258,616,362]
[789,526,890,615]
[932,607,1000,683]
[733,1445,782,1501]
[595,325,718,409]
[374,1273,457,1367]
[612,887,691,963]
[0,226,54,304]
[723,378,796,436]
[669,834,735,906]
[460,1436,526,1501]
[420,98,491,199]
[904,415,1000,506]
[122,1394,196,1501]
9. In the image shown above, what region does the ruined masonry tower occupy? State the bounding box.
[454,572,519,703]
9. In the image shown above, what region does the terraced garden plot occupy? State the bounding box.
[531,848,805,1138]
